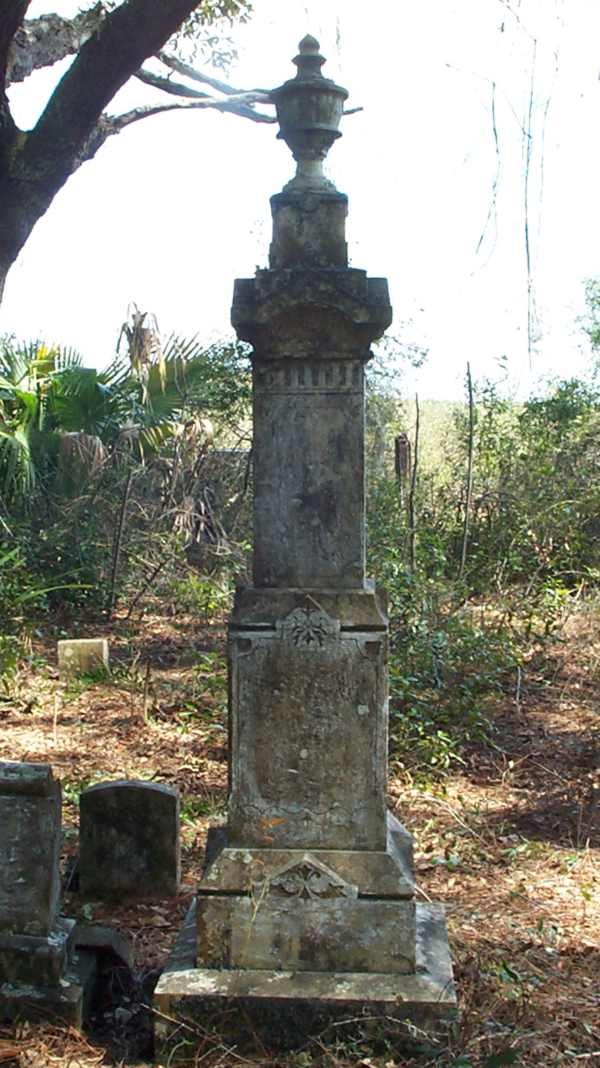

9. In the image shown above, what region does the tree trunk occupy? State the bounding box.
[0,0,207,303]
[0,175,53,298]
[408,395,420,573]
[459,362,475,582]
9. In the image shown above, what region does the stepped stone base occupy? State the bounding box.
[153,901,457,1061]
[0,944,97,1027]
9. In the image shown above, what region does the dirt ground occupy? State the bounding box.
[0,599,598,1068]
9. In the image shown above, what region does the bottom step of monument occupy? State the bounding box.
[0,948,97,1027]
[154,901,457,1061]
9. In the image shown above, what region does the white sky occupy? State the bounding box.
[1,0,599,399]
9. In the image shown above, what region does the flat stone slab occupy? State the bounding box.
[58,638,108,677]
[79,780,180,900]
[154,901,457,1058]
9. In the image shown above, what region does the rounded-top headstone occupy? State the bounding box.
[79,780,180,901]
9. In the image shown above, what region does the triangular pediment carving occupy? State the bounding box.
[277,607,340,648]
[268,854,357,900]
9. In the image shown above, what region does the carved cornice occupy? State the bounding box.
[231,267,392,356]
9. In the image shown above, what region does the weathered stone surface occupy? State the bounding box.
[73,924,133,968]
[0,762,61,937]
[0,762,96,1025]
[0,914,75,986]
[269,190,348,269]
[79,780,180,900]
[233,253,392,594]
[58,637,108,677]
[232,270,392,356]
[0,947,97,1027]
[228,602,388,851]
[231,584,388,629]
[197,895,416,974]
[199,813,414,898]
[154,901,457,1058]
[0,918,75,986]
[0,761,57,796]
[252,363,366,587]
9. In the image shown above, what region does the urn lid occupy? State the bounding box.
[272,35,349,177]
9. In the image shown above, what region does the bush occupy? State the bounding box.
[367,485,520,777]
[0,543,48,690]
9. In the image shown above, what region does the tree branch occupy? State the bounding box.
[135,64,273,119]
[80,94,274,164]
[7,5,106,85]
[21,0,208,189]
[157,49,270,97]
[1,1,30,89]
[0,0,208,274]
[136,66,212,99]
[0,1,30,165]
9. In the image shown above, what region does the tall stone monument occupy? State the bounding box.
[155,37,456,1053]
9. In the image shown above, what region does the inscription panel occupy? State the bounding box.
[228,615,388,852]
[0,796,61,936]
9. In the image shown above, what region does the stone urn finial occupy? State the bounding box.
[272,35,349,191]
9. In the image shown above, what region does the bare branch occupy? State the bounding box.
[23,0,209,178]
[523,36,539,363]
[135,66,213,100]
[158,49,271,97]
[7,5,106,85]
[496,0,536,42]
[0,0,210,273]
[80,93,275,164]
[134,66,273,121]
[475,81,501,260]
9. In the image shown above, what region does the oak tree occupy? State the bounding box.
[0,0,274,302]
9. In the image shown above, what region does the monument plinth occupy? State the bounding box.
[155,36,456,1057]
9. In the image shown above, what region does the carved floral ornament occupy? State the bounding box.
[278,606,340,648]
[269,857,356,900]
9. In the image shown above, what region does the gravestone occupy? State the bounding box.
[155,37,456,1053]
[79,781,180,900]
[0,762,95,1024]
[58,637,109,677]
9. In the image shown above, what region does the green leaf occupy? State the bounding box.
[484,1051,518,1068]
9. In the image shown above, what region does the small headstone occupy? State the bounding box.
[58,638,109,677]
[79,781,180,900]
[0,761,94,1025]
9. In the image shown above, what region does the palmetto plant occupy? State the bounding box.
[0,321,250,510]
[0,340,127,505]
